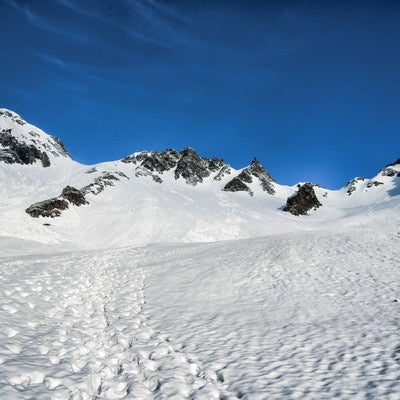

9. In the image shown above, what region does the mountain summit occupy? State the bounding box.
[0,109,71,167]
[0,108,399,248]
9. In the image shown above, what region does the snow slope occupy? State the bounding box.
[1,109,400,399]
[1,221,400,399]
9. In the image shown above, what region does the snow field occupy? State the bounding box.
[1,224,400,398]
[0,249,232,399]
[142,228,400,399]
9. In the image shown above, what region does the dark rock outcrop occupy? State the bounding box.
[26,186,88,218]
[223,177,251,193]
[81,171,129,195]
[366,181,384,188]
[122,147,228,186]
[26,198,69,218]
[223,158,275,195]
[283,183,322,216]
[214,165,232,181]
[345,177,365,196]
[381,168,398,177]
[380,159,400,178]
[51,136,71,158]
[123,149,180,173]
[0,129,51,167]
[174,148,211,185]
[0,109,26,125]
[61,186,88,206]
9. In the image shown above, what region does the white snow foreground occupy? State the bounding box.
[1,223,400,399]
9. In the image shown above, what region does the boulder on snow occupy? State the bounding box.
[61,186,88,206]
[283,183,322,216]
[26,198,69,218]
[26,186,88,218]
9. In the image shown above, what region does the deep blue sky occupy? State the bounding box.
[1,0,399,188]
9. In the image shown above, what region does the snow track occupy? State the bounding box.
[1,225,400,399]
[0,250,231,399]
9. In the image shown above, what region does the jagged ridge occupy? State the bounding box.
[0,109,71,167]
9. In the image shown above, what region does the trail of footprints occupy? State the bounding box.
[0,251,234,399]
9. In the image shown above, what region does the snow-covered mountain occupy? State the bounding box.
[1,108,400,399]
[0,109,71,166]
[0,108,399,250]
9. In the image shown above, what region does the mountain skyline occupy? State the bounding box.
[1,0,400,189]
[2,107,399,194]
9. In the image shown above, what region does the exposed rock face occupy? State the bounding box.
[0,109,26,125]
[345,177,365,196]
[213,165,231,181]
[0,129,51,167]
[223,158,275,195]
[61,186,88,206]
[26,198,69,218]
[51,136,71,158]
[380,159,400,178]
[366,181,383,188]
[0,109,72,164]
[81,171,130,195]
[223,177,252,193]
[123,149,180,173]
[122,147,228,186]
[175,147,212,185]
[283,183,322,216]
[26,186,88,218]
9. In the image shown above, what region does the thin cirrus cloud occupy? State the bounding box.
[31,51,68,68]
[30,50,112,90]
[8,0,88,42]
[52,0,196,53]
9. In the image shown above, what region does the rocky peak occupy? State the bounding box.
[223,158,275,195]
[283,183,322,216]
[123,147,228,186]
[123,149,180,173]
[380,158,400,178]
[248,158,274,180]
[175,147,213,185]
[0,109,71,167]
[0,128,51,167]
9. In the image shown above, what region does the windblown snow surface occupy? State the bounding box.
[1,111,400,399]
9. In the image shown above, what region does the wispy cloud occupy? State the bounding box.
[31,51,68,68]
[8,0,88,42]
[142,0,187,22]
[53,0,196,53]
